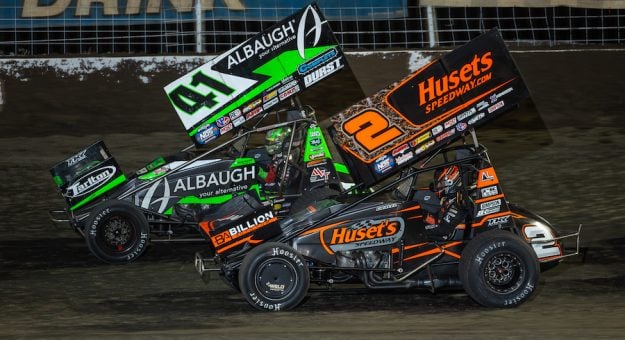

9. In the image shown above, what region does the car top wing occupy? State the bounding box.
[328,28,530,187]
[164,3,346,146]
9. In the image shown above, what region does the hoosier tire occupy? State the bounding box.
[85,200,150,264]
[238,242,309,311]
[459,229,539,308]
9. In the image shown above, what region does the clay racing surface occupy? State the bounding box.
[1,50,625,338]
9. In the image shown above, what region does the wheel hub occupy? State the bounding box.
[484,252,524,293]
[102,216,133,251]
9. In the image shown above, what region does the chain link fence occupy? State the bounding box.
[0,1,623,56]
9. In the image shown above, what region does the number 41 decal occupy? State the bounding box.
[342,109,403,152]
[168,71,235,115]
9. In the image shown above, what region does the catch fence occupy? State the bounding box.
[1,1,624,56]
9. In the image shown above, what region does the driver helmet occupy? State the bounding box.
[265,127,292,155]
[437,165,461,196]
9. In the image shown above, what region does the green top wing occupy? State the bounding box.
[164,3,347,146]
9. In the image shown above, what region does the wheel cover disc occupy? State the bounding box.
[254,258,298,301]
[98,216,136,253]
[483,252,525,294]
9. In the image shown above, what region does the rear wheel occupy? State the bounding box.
[239,242,309,311]
[85,200,150,264]
[459,230,539,307]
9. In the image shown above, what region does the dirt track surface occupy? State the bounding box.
[1,50,625,338]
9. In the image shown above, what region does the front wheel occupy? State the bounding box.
[459,230,539,308]
[84,200,150,264]
[238,242,309,311]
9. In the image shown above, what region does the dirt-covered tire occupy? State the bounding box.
[291,187,338,213]
[459,229,539,308]
[85,200,150,264]
[238,242,309,311]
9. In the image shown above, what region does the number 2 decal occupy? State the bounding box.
[342,109,403,152]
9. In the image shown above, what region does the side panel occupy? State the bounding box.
[201,206,282,255]
[134,159,260,214]
[291,202,429,265]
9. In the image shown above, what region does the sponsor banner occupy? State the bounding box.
[328,28,529,186]
[5,1,407,29]
[322,217,405,252]
[208,208,282,254]
[164,4,346,145]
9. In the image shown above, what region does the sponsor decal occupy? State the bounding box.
[431,125,443,136]
[229,109,242,119]
[297,5,325,59]
[227,20,297,69]
[476,206,501,217]
[496,87,513,99]
[243,99,262,113]
[245,107,263,120]
[480,185,499,198]
[456,122,468,132]
[457,107,477,121]
[417,132,432,144]
[477,167,499,189]
[310,167,330,183]
[216,115,231,128]
[417,52,493,114]
[395,151,414,165]
[306,159,327,168]
[263,97,279,110]
[490,93,498,104]
[303,58,344,87]
[435,128,455,142]
[468,112,485,125]
[481,171,495,181]
[309,137,322,147]
[297,48,338,74]
[488,100,505,113]
[67,150,87,166]
[415,140,435,155]
[263,90,277,102]
[211,211,278,247]
[66,166,116,198]
[220,123,233,135]
[444,117,457,129]
[410,132,432,147]
[309,152,325,160]
[480,199,502,210]
[309,129,321,138]
[232,116,246,127]
[194,124,220,145]
[279,84,300,101]
[278,80,298,93]
[476,100,489,111]
[173,166,255,193]
[391,143,409,157]
[325,218,405,252]
[487,215,511,227]
[375,203,399,212]
[373,155,395,174]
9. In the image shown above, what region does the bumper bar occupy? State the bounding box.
[194,252,221,275]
